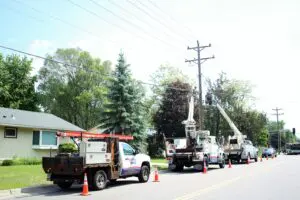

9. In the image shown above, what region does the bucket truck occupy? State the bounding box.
[165,96,226,172]
[216,103,258,163]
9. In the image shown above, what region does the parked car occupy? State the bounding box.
[262,147,277,158]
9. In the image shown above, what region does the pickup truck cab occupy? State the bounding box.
[225,139,258,163]
[43,137,151,190]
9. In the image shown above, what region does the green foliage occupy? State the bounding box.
[1,157,41,166]
[204,72,268,145]
[147,134,165,157]
[37,48,111,129]
[58,143,78,153]
[0,53,39,111]
[2,159,13,166]
[152,80,198,138]
[148,65,193,126]
[255,127,269,147]
[99,52,147,150]
[267,120,285,132]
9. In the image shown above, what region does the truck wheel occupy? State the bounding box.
[138,165,150,183]
[219,156,226,168]
[254,154,258,162]
[92,170,108,190]
[57,182,73,190]
[204,157,209,169]
[174,164,184,172]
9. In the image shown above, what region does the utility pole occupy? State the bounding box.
[272,107,284,152]
[185,40,214,130]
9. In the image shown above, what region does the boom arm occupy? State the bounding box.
[216,103,245,138]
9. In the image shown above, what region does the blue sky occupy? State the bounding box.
[1,0,300,134]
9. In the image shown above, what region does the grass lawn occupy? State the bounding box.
[156,165,168,170]
[151,158,167,164]
[0,165,49,190]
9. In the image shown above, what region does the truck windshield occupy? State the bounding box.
[230,139,238,144]
[291,144,300,150]
[197,137,208,146]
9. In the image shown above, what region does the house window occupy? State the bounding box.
[32,130,58,149]
[32,131,40,145]
[4,127,17,138]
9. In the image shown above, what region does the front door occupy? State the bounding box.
[120,143,136,176]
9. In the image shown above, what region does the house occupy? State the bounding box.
[0,107,84,160]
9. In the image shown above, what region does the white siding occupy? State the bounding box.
[0,126,71,160]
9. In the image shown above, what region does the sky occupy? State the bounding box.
[0,0,299,135]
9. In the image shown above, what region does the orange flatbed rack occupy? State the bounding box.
[56,131,134,140]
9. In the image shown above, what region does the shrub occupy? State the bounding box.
[2,159,13,166]
[14,158,42,165]
[1,158,42,166]
[58,143,78,153]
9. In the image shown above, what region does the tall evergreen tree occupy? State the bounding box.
[100,53,147,150]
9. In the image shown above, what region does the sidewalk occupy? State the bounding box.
[0,185,59,200]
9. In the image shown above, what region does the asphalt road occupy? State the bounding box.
[9,155,300,200]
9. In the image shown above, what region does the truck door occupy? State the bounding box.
[120,142,138,176]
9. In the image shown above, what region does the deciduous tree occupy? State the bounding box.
[0,53,38,111]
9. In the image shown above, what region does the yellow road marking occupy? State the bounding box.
[174,161,284,200]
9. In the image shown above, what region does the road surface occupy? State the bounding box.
[7,155,300,200]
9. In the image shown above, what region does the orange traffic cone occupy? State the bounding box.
[228,159,232,168]
[203,161,207,174]
[153,166,160,182]
[81,173,89,196]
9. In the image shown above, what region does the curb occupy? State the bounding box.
[0,184,58,200]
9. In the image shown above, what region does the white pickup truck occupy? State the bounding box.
[42,132,151,190]
[224,137,258,163]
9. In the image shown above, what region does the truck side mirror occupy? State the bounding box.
[134,149,139,155]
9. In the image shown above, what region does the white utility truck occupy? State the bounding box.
[216,103,258,163]
[165,96,226,172]
[42,132,151,190]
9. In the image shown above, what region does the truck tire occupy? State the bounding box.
[219,155,225,168]
[138,165,150,183]
[57,182,73,190]
[92,170,108,190]
[254,154,258,162]
[173,164,184,172]
[204,156,209,169]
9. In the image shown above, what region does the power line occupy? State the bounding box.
[86,0,180,49]
[147,0,198,41]
[0,44,192,92]
[106,0,187,46]
[12,0,184,56]
[66,0,142,39]
[126,0,190,44]
[135,0,191,43]
[12,0,117,47]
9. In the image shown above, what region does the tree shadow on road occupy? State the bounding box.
[35,180,140,197]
